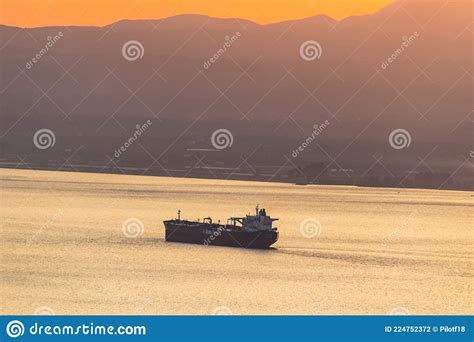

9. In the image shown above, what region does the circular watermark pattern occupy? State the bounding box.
[300,40,322,61]
[389,306,410,315]
[211,306,233,315]
[299,218,322,238]
[389,129,411,150]
[6,320,24,338]
[34,306,55,315]
[122,218,144,238]
[122,40,144,61]
[211,129,233,150]
[33,129,56,150]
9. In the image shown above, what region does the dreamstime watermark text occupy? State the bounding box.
[381,209,418,246]
[292,120,330,158]
[203,226,225,246]
[114,120,152,159]
[26,210,63,245]
[5,320,146,338]
[203,32,241,70]
[26,32,64,70]
[381,32,419,70]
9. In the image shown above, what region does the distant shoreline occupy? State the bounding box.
[1,164,472,193]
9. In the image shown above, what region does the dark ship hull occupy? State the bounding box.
[164,221,278,249]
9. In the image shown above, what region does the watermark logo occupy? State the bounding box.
[389,306,410,315]
[5,322,146,337]
[203,32,241,70]
[33,129,56,150]
[34,306,55,315]
[313,297,329,313]
[389,129,411,150]
[211,306,233,315]
[6,320,24,338]
[300,40,322,61]
[122,40,144,62]
[211,129,233,150]
[299,218,322,238]
[122,218,144,238]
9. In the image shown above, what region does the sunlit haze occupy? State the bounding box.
[1,0,394,27]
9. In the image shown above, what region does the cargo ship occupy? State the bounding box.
[163,206,279,249]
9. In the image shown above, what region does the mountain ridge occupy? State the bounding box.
[0,0,472,190]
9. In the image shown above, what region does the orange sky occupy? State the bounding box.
[0,0,393,28]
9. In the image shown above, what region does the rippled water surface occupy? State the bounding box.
[1,169,472,314]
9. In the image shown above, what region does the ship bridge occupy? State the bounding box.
[229,206,278,232]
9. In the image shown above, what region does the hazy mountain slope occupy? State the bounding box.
[0,0,472,189]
